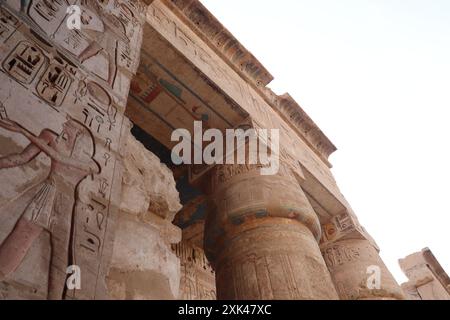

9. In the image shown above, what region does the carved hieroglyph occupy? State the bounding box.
[107,125,182,300]
[0,0,146,299]
[173,242,216,300]
[204,163,338,300]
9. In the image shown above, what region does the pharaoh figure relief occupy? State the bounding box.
[0,117,99,299]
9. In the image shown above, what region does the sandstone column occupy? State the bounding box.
[321,212,405,300]
[204,164,338,300]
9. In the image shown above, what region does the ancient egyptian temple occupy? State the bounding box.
[0,0,407,300]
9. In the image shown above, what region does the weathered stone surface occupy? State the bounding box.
[120,123,182,221]
[399,248,450,300]
[107,213,181,299]
[107,128,182,299]
[173,241,216,300]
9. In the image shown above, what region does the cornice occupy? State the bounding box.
[166,0,274,86]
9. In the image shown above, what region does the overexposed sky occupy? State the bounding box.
[200,0,450,283]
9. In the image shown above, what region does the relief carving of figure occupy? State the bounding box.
[0,116,100,299]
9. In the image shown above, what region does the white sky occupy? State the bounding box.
[200,0,450,283]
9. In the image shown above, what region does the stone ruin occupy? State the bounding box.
[0,0,415,300]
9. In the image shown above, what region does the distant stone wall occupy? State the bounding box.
[400,249,450,300]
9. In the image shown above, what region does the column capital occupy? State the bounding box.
[204,163,322,264]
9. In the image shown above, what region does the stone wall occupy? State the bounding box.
[107,125,182,299]
[0,0,148,299]
[320,211,404,300]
